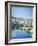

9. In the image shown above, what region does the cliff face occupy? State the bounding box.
[11,16,32,27]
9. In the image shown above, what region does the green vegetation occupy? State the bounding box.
[11,18,32,33]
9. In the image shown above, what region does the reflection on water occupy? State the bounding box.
[11,30,32,39]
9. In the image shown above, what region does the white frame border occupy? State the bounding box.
[7,2,36,44]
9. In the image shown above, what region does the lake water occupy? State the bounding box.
[11,30,32,39]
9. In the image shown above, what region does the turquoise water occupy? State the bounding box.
[11,30,32,39]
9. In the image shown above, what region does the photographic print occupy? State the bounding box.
[11,6,33,39]
[5,1,37,45]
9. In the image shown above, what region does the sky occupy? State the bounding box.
[11,6,33,19]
